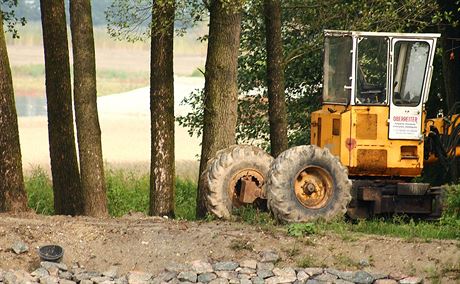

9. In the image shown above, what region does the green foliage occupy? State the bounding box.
[25,168,197,219]
[175,178,197,220]
[1,0,26,38]
[287,223,316,237]
[106,170,150,217]
[24,167,54,215]
[232,206,275,226]
[105,0,206,42]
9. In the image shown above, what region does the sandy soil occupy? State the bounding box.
[0,213,459,283]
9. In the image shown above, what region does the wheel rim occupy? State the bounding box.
[294,166,333,209]
[229,169,264,207]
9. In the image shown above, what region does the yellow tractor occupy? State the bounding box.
[204,30,460,222]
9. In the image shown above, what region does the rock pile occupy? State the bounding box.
[0,251,423,284]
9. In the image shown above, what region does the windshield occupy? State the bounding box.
[323,36,352,104]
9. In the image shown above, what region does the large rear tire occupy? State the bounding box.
[203,145,273,219]
[266,145,352,222]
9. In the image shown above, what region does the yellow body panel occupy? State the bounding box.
[311,104,423,177]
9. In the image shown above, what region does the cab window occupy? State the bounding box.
[392,41,430,106]
[355,37,388,105]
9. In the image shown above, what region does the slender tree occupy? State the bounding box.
[437,0,460,109]
[40,0,83,215]
[264,0,288,157]
[70,0,108,217]
[149,0,175,217]
[0,10,28,213]
[196,0,243,218]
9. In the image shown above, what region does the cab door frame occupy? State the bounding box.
[388,37,436,140]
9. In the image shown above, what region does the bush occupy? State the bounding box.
[443,184,460,219]
[25,167,54,215]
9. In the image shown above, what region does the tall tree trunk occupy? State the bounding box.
[196,0,242,218]
[0,11,28,213]
[149,0,175,217]
[40,0,83,216]
[70,0,108,217]
[438,0,460,109]
[264,0,288,157]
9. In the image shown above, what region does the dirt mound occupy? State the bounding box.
[0,213,458,283]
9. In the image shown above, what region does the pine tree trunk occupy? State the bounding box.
[196,0,242,218]
[438,0,460,109]
[40,0,83,216]
[149,1,175,217]
[0,11,28,213]
[70,0,108,217]
[264,0,288,157]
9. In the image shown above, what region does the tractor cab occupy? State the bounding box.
[311,30,440,178]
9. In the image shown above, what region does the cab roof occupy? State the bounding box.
[324,29,440,39]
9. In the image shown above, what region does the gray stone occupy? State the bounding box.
[399,277,423,284]
[305,280,320,284]
[11,241,28,254]
[154,271,177,283]
[296,271,309,283]
[259,251,279,263]
[197,273,217,283]
[91,276,112,283]
[103,267,119,279]
[325,269,353,281]
[256,262,274,271]
[208,278,228,284]
[80,280,94,284]
[191,260,214,274]
[235,268,255,275]
[239,279,251,284]
[272,267,296,281]
[177,271,197,283]
[166,263,192,273]
[168,279,180,284]
[256,269,273,279]
[41,261,68,272]
[4,271,17,284]
[114,276,128,284]
[303,268,323,277]
[237,273,250,280]
[265,276,295,284]
[74,272,101,282]
[334,280,354,284]
[31,268,49,278]
[313,273,337,282]
[59,271,73,280]
[374,280,398,284]
[351,271,374,284]
[60,280,77,284]
[127,271,153,284]
[228,279,239,284]
[358,259,369,267]
[239,260,257,270]
[250,276,264,284]
[40,276,59,284]
[372,273,389,280]
[215,271,237,280]
[5,270,37,284]
[213,262,239,271]
[99,281,115,284]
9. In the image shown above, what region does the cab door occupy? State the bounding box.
[388,39,435,140]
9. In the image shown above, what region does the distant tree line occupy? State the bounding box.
[0,0,459,218]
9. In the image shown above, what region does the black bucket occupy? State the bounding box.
[38,245,64,262]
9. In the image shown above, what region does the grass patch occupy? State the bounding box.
[287,223,316,237]
[25,168,197,220]
[232,206,276,226]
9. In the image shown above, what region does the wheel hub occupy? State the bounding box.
[294,166,333,209]
[229,169,265,206]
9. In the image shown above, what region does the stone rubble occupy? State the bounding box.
[0,250,425,284]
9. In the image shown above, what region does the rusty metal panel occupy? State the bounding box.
[332,119,340,136]
[356,114,377,140]
[357,149,387,171]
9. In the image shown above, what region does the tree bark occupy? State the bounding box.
[437,0,460,110]
[149,0,175,217]
[264,0,288,157]
[70,0,108,217]
[40,0,83,215]
[196,0,242,218]
[0,11,28,213]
